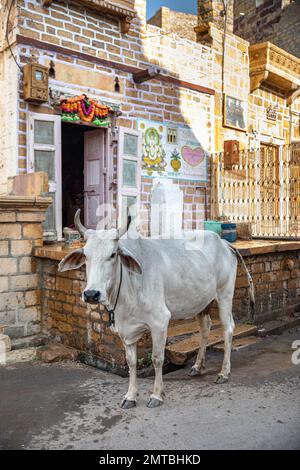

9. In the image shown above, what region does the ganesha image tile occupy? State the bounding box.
[142,126,167,175]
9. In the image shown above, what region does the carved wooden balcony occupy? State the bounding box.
[249,42,300,103]
[41,0,136,33]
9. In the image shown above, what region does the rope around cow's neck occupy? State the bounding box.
[105,261,123,327]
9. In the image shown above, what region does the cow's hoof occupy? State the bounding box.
[188,366,204,377]
[215,374,229,384]
[147,397,163,408]
[121,399,136,409]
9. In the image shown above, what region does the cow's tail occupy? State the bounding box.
[227,242,255,320]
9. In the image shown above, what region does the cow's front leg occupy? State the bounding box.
[121,342,138,409]
[189,312,212,377]
[215,298,235,384]
[147,321,169,408]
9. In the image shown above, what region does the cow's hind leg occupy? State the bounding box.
[189,312,212,377]
[121,342,138,409]
[147,313,170,408]
[215,288,235,384]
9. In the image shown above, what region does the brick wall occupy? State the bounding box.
[1,0,299,196]
[36,246,300,372]
[234,249,300,322]
[13,0,214,234]
[139,177,211,234]
[0,195,51,342]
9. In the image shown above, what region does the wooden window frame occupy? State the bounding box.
[117,127,141,228]
[27,112,62,240]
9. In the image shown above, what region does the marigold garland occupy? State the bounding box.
[60,94,111,125]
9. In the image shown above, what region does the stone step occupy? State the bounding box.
[212,335,262,352]
[165,324,258,365]
[257,313,300,337]
[36,344,78,363]
[11,334,48,351]
[168,318,220,337]
[5,347,37,365]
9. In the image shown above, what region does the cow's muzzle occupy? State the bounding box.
[84,290,101,304]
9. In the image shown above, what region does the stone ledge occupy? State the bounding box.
[34,239,300,262]
[234,239,300,256]
[249,41,300,97]
[34,244,83,261]
[0,195,52,211]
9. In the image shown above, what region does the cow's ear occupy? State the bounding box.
[58,248,85,272]
[118,246,142,275]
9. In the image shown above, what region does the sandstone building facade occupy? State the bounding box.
[0,0,299,369]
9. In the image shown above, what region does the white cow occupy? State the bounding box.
[59,210,254,409]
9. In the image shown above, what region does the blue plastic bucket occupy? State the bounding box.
[221,223,237,242]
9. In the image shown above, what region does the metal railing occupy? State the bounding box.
[211,143,300,238]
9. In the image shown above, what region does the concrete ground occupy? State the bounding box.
[0,327,300,450]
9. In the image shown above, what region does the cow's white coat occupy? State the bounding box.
[59,229,254,408]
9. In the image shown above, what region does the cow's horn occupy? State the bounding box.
[118,209,131,238]
[74,209,87,237]
[118,221,127,239]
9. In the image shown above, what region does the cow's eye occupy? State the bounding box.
[110,253,116,259]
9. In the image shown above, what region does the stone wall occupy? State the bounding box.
[203,22,300,152]
[234,0,300,59]
[0,195,51,343]
[147,7,198,42]
[35,244,300,372]
[208,24,250,151]
[197,0,234,33]
[269,0,300,59]
[249,84,289,142]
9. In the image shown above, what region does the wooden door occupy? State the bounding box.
[84,129,108,229]
[260,144,280,235]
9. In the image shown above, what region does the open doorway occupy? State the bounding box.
[62,122,86,229]
[61,122,110,231]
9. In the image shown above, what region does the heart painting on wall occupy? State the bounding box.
[181,146,205,167]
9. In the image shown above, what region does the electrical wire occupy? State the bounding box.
[5,0,23,72]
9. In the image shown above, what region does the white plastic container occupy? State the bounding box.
[150,178,183,239]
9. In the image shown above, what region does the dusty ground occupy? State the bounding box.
[0,327,299,450]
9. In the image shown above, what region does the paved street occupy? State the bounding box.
[0,327,299,450]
